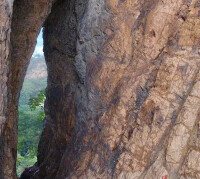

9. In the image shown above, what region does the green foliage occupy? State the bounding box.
[17,78,46,176]
[17,105,43,176]
[18,105,43,154]
[17,152,37,176]
[19,78,47,105]
[29,90,46,121]
[29,90,45,110]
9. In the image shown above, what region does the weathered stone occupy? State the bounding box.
[2,0,200,179]
[0,0,13,178]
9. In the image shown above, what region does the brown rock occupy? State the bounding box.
[1,0,200,179]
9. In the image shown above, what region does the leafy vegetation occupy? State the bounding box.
[17,78,46,176]
[29,90,46,121]
[19,78,47,105]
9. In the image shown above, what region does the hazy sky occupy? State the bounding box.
[33,29,44,56]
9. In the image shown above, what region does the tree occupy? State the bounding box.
[17,90,46,176]
[29,90,46,120]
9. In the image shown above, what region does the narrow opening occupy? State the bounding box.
[17,29,47,176]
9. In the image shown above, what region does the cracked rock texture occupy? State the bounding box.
[2,0,200,179]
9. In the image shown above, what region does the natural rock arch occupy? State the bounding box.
[1,0,200,178]
[0,0,54,178]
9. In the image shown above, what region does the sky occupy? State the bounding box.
[33,29,44,56]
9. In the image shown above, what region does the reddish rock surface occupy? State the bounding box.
[0,0,14,178]
[1,0,200,178]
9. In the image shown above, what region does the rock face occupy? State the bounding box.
[0,0,13,178]
[2,0,200,178]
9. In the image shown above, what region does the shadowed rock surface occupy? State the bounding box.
[1,0,200,178]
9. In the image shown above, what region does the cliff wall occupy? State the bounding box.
[1,0,200,179]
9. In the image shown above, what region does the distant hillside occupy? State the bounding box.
[19,55,47,105]
[26,54,47,80]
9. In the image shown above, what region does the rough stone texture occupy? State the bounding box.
[0,0,13,178]
[32,0,200,178]
[2,0,200,178]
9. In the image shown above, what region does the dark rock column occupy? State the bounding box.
[35,0,80,177]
